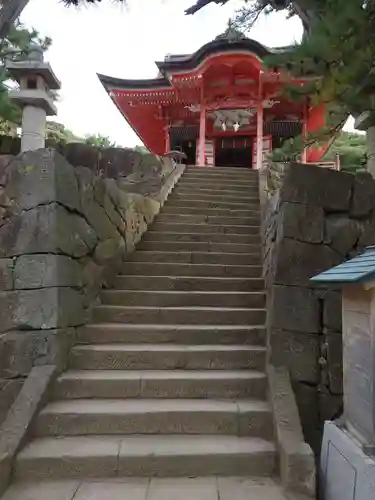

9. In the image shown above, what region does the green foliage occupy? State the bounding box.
[46,121,83,143]
[84,134,118,148]
[134,145,149,154]
[324,131,367,173]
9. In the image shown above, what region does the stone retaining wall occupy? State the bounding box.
[0,148,183,425]
[262,162,375,452]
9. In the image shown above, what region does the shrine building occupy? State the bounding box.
[98,33,328,169]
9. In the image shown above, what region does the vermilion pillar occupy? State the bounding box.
[255,75,263,170]
[197,101,206,166]
[306,103,329,162]
[164,125,170,154]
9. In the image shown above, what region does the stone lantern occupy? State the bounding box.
[6,44,61,152]
[311,246,375,500]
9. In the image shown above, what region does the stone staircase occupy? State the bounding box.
[13,166,278,482]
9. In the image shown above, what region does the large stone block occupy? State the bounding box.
[274,238,341,287]
[0,287,85,332]
[65,142,99,173]
[0,203,97,258]
[14,254,82,289]
[0,259,13,290]
[358,218,375,247]
[269,285,321,334]
[280,163,353,212]
[99,147,142,178]
[0,328,74,378]
[350,172,375,217]
[293,381,321,453]
[0,379,23,426]
[269,329,320,383]
[80,184,120,241]
[325,216,361,256]
[279,201,324,243]
[321,333,343,395]
[3,149,80,211]
[323,290,342,331]
[93,179,125,233]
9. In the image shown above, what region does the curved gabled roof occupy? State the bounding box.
[156,38,289,75]
[97,37,291,92]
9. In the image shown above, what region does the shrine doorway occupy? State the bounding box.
[214,136,253,168]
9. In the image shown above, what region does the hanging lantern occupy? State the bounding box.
[221,122,227,131]
[233,122,240,132]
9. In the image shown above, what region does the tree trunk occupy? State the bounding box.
[366,126,375,178]
[0,0,30,38]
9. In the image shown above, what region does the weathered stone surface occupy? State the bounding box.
[0,203,97,258]
[270,285,320,334]
[0,288,85,332]
[358,219,375,247]
[4,149,80,211]
[279,201,324,243]
[14,254,82,289]
[274,238,341,287]
[80,185,120,241]
[94,238,125,265]
[293,382,321,453]
[93,179,125,232]
[350,172,375,217]
[0,259,13,290]
[325,216,361,256]
[280,163,354,212]
[99,147,142,178]
[322,333,343,395]
[319,391,343,422]
[269,329,320,383]
[323,290,342,331]
[65,142,99,173]
[0,328,74,378]
[0,379,23,426]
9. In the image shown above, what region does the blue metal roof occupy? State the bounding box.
[310,246,375,284]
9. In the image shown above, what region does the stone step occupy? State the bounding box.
[166,199,259,210]
[35,399,273,438]
[70,344,266,371]
[101,290,265,308]
[170,192,258,204]
[150,222,259,235]
[121,262,262,277]
[156,213,260,225]
[137,239,260,254]
[54,369,267,399]
[175,186,258,196]
[77,324,265,345]
[179,179,259,189]
[142,231,260,244]
[161,206,258,217]
[91,305,266,325]
[113,275,264,292]
[186,167,257,176]
[129,251,261,265]
[14,434,276,479]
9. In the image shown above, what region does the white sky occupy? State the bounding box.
[20,0,352,146]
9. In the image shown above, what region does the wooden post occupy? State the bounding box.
[164,125,170,154]
[301,102,308,163]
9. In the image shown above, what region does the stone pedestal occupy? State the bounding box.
[21,105,46,152]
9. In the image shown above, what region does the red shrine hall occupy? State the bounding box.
[98,35,328,169]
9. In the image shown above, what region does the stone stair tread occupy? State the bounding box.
[58,369,266,381]
[72,343,266,353]
[17,434,276,460]
[83,323,265,331]
[92,305,266,313]
[40,398,271,415]
[102,290,264,296]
